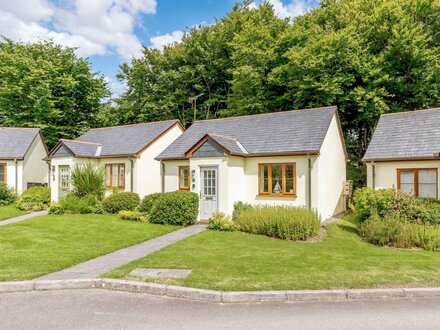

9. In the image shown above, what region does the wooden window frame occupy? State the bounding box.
[105,164,126,189]
[397,168,438,198]
[178,166,190,190]
[0,163,6,184]
[258,163,296,197]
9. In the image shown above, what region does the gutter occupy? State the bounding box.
[14,159,18,194]
[307,154,312,210]
[371,161,375,190]
[161,161,165,193]
[129,157,135,193]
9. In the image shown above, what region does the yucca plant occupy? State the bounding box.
[71,162,105,199]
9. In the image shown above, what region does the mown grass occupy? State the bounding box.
[0,214,178,281]
[105,216,440,291]
[0,205,29,221]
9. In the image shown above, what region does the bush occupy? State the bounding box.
[0,182,16,206]
[234,205,321,240]
[71,162,105,199]
[232,201,253,220]
[48,202,64,215]
[140,193,163,214]
[54,194,103,214]
[208,212,237,231]
[17,186,51,211]
[149,191,198,226]
[118,210,147,222]
[103,192,140,213]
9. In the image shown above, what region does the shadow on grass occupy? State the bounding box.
[336,222,359,236]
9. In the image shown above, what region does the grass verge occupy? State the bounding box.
[0,205,29,221]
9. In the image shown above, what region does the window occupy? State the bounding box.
[179,166,190,190]
[258,163,296,196]
[105,164,125,188]
[59,165,71,191]
[397,168,437,198]
[0,163,6,183]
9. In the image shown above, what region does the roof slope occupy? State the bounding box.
[363,108,440,161]
[158,107,337,160]
[76,120,180,157]
[0,128,41,159]
[62,140,101,157]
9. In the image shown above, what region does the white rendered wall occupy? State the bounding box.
[22,135,48,191]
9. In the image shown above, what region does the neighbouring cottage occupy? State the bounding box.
[157,106,348,221]
[48,120,184,201]
[0,127,48,194]
[364,108,440,198]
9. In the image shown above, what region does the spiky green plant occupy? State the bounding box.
[71,162,105,199]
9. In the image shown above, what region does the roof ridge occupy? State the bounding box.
[208,133,238,141]
[191,106,337,124]
[381,108,440,117]
[86,119,179,131]
[61,139,101,146]
[0,127,40,130]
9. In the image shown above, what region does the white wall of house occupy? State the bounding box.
[135,124,183,198]
[366,160,440,193]
[316,115,347,220]
[2,160,23,194]
[22,135,48,192]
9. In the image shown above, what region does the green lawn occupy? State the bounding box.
[0,214,178,281]
[0,205,29,221]
[105,218,440,291]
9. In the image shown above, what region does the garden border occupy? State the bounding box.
[1,278,440,303]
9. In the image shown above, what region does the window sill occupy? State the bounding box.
[257,194,296,198]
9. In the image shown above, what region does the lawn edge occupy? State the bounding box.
[1,278,440,303]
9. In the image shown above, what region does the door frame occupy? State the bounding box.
[199,165,219,219]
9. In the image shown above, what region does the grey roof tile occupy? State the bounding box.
[363,108,440,161]
[76,120,179,157]
[62,140,101,157]
[0,127,41,159]
[158,107,337,159]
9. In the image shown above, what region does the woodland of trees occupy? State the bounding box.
[1,0,439,186]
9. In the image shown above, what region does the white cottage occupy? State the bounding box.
[0,127,48,194]
[48,120,183,201]
[364,108,440,198]
[157,107,348,221]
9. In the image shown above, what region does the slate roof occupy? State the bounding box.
[363,108,440,161]
[158,107,338,160]
[49,120,180,158]
[191,134,248,156]
[0,127,43,159]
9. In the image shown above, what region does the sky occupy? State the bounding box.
[0,0,318,98]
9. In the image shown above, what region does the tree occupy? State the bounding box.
[0,38,109,148]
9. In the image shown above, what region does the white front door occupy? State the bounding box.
[200,167,218,220]
[58,165,71,200]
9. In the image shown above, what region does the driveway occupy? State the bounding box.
[1,290,440,329]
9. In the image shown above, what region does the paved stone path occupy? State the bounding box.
[37,224,207,280]
[0,210,48,227]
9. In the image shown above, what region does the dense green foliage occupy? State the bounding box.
[139,192,163,214]
[118,210,148,223]
[234,205,321,240]
[149,191,199,226]
[232,201,253,220]
[71,163,105,199]
[103,192,140,213]
[0,183,16,206]
[49,194,103,215]
[17,187,51,211]
[208,212,237,232]
[0,38,109,148]
[112,0,440,185]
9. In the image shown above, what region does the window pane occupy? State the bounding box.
[418,170,436,198]
[271,164,283,194]
[285,164,294,193]
[0,164,4,182]
[260,165,269,193]
[400,171,415,196]
[119,165,125,187]
[105,165,111,186]
[112,165,118,187]
[180,167,189,189]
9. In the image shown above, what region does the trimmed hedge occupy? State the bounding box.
[149,191,198,226]
[234,205,320,240]
[17,186,51,211]
[49,194,102,214]
[103,192,140,213]
[140,192,163,214]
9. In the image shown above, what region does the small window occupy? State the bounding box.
[0,163,6,183]
[179,166,190,190]
[397,168,437,198]
[105,164,125,189]
[258,163,296,196]
[59,165,71,191]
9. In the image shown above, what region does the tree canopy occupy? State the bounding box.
[0,38,109,148]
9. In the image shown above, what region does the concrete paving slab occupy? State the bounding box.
[130,268,192,279]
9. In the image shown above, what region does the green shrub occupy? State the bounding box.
[149,191,198,226]
[0,182,16,206]
[234,206,321,240]
[57,194,102,214]
[208,212,237,231]
[232,201,253,220]
[140,193,163,214]
[48,202,64,215]
[118,210,147,222]
[103,192,140,213]
[71,162,105,199]
[17,186,51,211]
